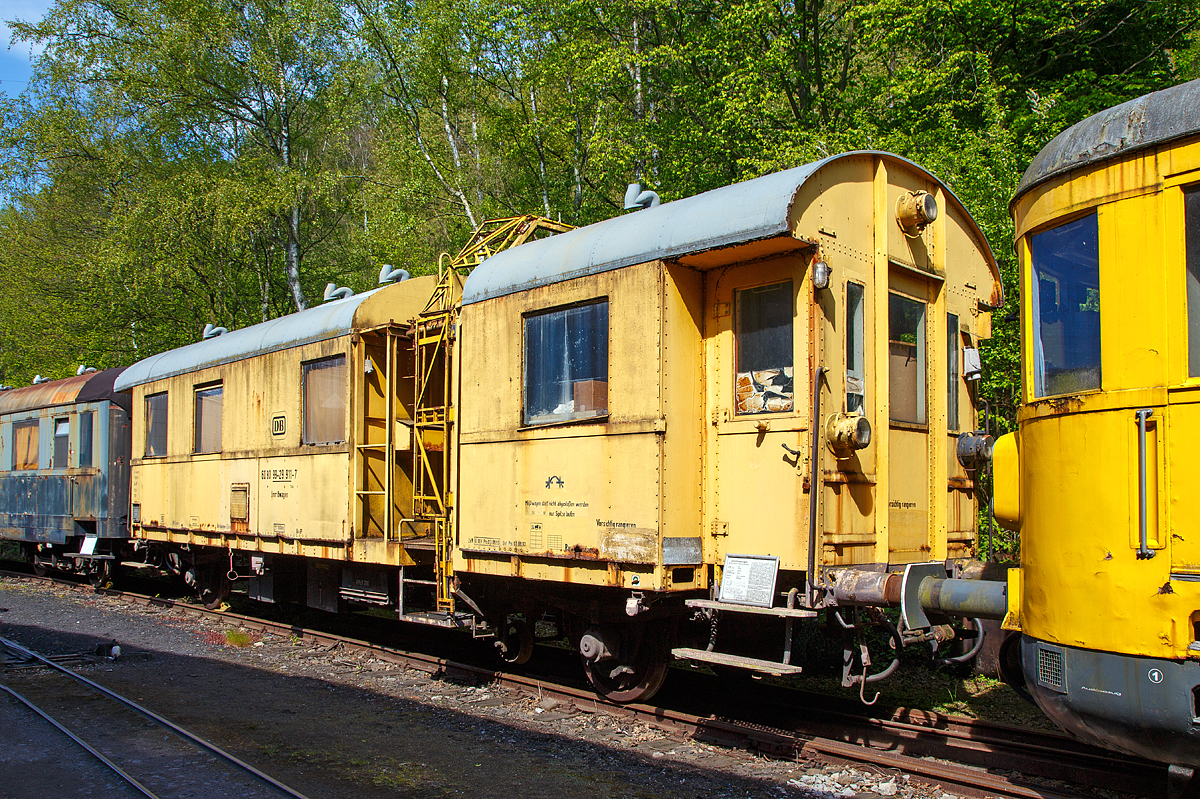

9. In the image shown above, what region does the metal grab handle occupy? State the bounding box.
[1136,408,1156,560]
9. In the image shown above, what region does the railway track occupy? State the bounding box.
[0,569,1160,799]
[0,635,311,799]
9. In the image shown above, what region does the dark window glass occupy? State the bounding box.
[1031,213,1101,396]
[53,418,69,469]
[889,293,926,424]
[79,411,93,467]
[303,356,347,444]
[846,282,865,413]
[13,420,39,470]
[145,393,168,457]
[524,302,609,426]
[194,385,223,453]
[735,281,794,415]
[947,314,960,431]
[1186,187,1200,376]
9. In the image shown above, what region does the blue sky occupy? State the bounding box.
[1,0,52,97]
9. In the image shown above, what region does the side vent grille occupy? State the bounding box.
[1037,646,1066,692]
[230,483,251,534]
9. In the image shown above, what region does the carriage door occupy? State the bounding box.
[887,270,933,563]
[706,258,808,571]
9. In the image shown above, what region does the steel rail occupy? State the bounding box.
[0,635,312,799]
[0,679,162,799]
[0,570,1163,799]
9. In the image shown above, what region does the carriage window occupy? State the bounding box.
[1186,187,1200,376]
[735,281,794,415]
[524,301,609,426]
[194,385,223,454]
[145,393,168,457]
[13,420,39,470]
[947,314,960,431]
[303,356,347,444]
[1031,213,1100,396]
[53,418,69,468]
[846,282,865,413]
[79,411,93,467]
[889,293,926,424]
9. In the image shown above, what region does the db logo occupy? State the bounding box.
[1148,668,1164,684]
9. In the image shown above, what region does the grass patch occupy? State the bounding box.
[225,630,254,647]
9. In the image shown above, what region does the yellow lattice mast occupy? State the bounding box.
[413,216,574,612]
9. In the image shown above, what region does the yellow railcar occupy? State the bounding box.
[996,80,1200,779]
[117,152,1004,701]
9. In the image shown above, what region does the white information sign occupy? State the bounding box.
[718,554,779,608]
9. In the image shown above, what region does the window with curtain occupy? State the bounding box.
[194,385,223,453]
[524,302,609,426]
[145,393,168,457]
[13,420,39,470]
[303,356,347,444]
[734,281,794,415]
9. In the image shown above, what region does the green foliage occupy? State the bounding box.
[0,0,1196,454]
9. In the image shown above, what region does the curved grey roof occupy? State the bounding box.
[463,151,994,305]
[463,156,834,304]
[1015,79,1200,201]
[114,289,383,390]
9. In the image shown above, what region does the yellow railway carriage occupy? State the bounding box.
[115,152,1006,702]
[453,151,1003,698]
[116,276,439,607]
[996,80,1200,778]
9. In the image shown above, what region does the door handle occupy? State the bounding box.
[1135,408,1155,560]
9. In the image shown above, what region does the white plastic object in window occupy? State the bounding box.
[963,347,983,382]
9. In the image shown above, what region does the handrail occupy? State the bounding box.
[1135,408,1156,560]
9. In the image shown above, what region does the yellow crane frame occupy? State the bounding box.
[413,215,574,611]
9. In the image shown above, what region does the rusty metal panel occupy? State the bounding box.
[1015,78,1200,203]
[0,376,87,415]
[0,368,128,416]
[0,395,131,543]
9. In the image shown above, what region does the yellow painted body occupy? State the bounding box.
[454,154,1000,591]
[128,277,437,567]
[1006,137,1200,660]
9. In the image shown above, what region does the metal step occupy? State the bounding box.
[684,599,816,619]
[399,611,475,629]
[671,647,803,675]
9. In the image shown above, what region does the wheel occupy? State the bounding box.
[31,554,47,578]
[496,617,534,665]
[579,622,670,704]
[88,559,114,588]
[197,567,231,610]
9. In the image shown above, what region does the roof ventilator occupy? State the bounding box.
[323,283,355,302]
[378,264,410,284]
[202,324,228,340]
[623,182,661,211]
[76,365,97,375]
